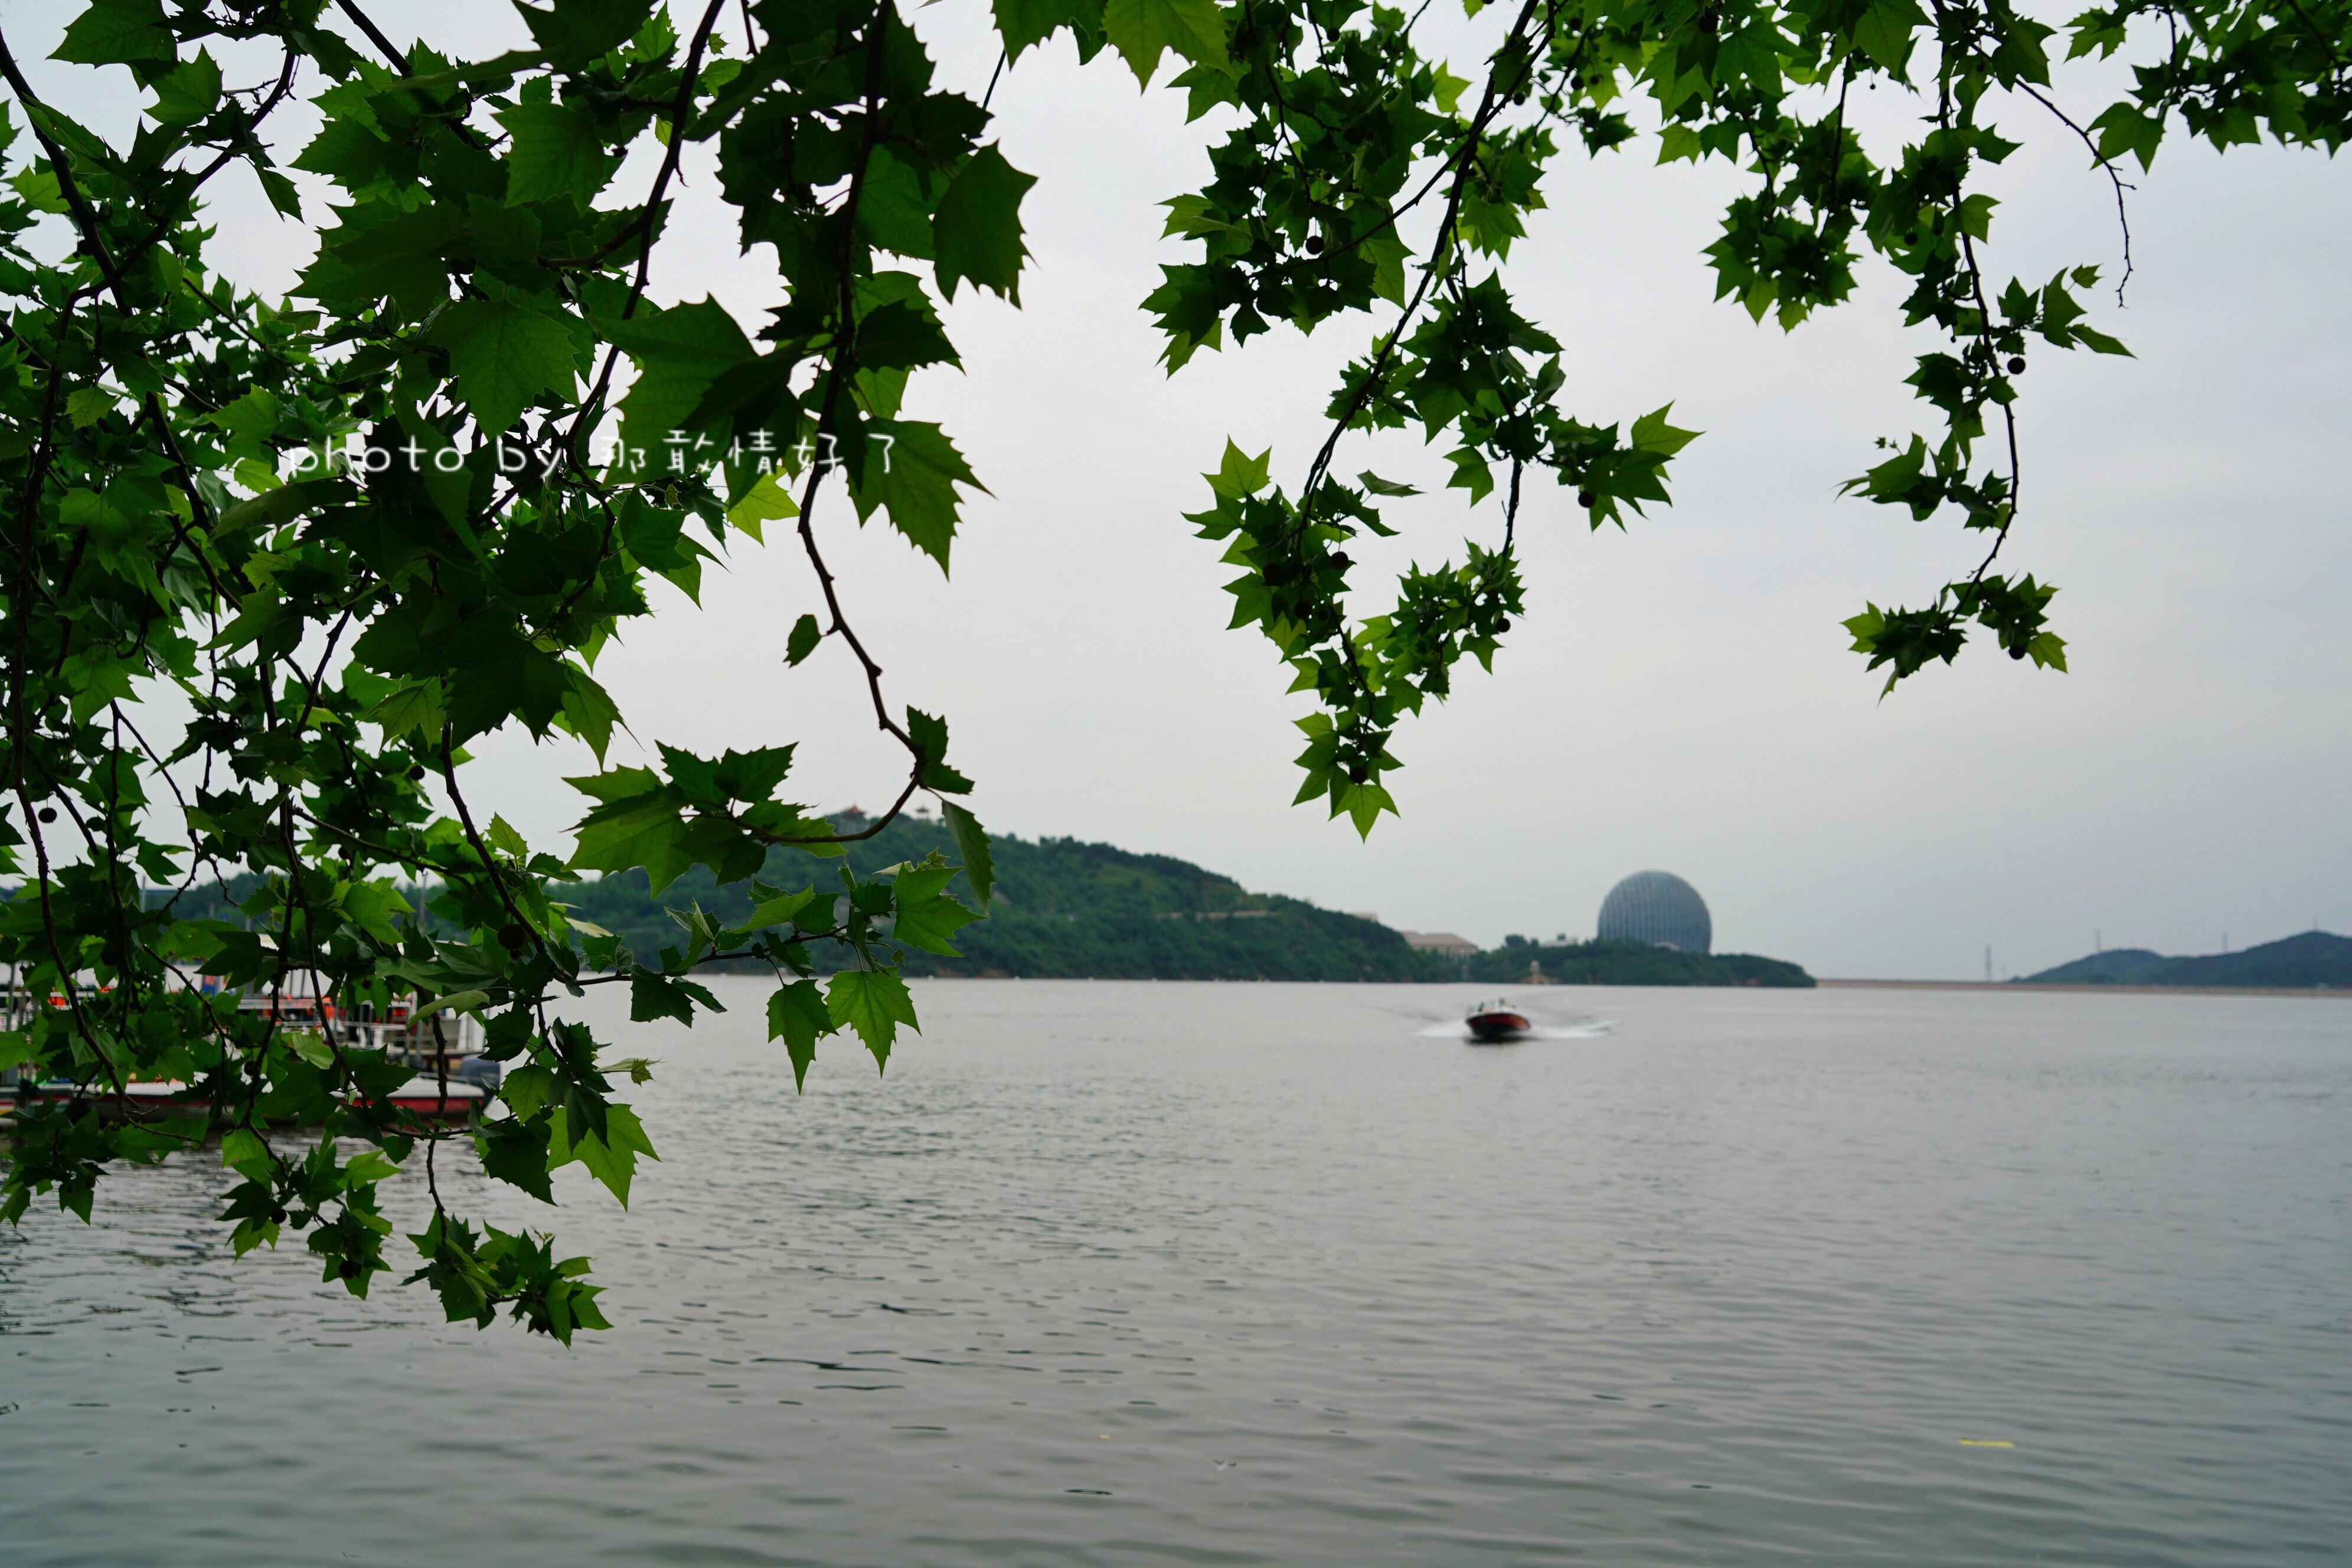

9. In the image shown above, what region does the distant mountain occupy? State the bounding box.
[130,815,1817,986]
[2023,948,2169,985]
[558,816,1817,984]
[560,813,1440,982]
[2021,931,2352,989]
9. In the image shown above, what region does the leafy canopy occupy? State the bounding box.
[2,0,2341,1335]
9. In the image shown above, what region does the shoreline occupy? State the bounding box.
[1819,978,2350,1000]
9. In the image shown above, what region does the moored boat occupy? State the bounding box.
[8,1074,485,1122]
[4,983,496,1124]
[1465,999,1531,1041]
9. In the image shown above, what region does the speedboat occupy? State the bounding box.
[1465,999,1531,1041]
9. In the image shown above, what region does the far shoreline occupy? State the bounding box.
[1819,978,2351,1000]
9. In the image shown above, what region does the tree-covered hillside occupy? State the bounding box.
[2023,932,2352,989]
[135,821,1821,986]
[2021,948,2170,984]
[1457,937,1815,989]
[557,813,1443,982]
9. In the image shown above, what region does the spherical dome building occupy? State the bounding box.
[1596,871,1712,954]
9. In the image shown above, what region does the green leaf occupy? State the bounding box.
[905,707,973,793]
[499,1064,556,1121]
[711,744,796,803]
[416,989,491,1021]
[1850,0,1927,71]
[557,667,621,762]
[766,978,832,1089]
[890,863,980,956]
[940,801,994,908]
[342,1149,401,1187]
[742,886,816,930]
[429,299,581,435]
[339,880,411,943]
[370,681,447,741]
[548,1100,657,1207]
[1101,0,1226,86]
[785,612,822,667]
[591,299,756,452]
[213,474,348,539]
[516,0,645,73]
[220,1128,274,1184]
[476,1115,556,1203]
[65,386,114,428]
[1630,404,1700,456]
[825,969,917,1072]
[149,50,223,126]
[568,778,697,892]
[993,0,1102,60]
[847,420,982,570]
[1339,780,1397,838]
[933,146,1037,302]
[0,1033,34,1074]
[2090,102,2165,172]
[630,967,713,1025]
[855,148,935,258]
[855,300,959,373]
[9,169,69,215]
[496,102,619,207]
[1206,440,1272,498]
[53,0,172,66]
[299,204,465,313]
[485,813,530,862]
[725,469,798,540]
[1432,62,1471,115]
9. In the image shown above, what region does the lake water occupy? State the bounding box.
[4,981,2347,1565]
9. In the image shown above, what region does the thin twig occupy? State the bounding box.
[563,0,735,468]
[1295,0,1551,529]
[2014,80,2136,303]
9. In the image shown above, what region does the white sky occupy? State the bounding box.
[18,2,2348,978]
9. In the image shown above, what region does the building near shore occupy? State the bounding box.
[1399,930,1480,958]
[1596,871,1712,954]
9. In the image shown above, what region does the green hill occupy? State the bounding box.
[2021,931,2352,989]
[125,816,1817,986]
[1455,936,1815,988]
[2021,948,2169,985]
[558,812,1442,981]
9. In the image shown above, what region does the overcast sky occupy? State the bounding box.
[18,2,2348,978]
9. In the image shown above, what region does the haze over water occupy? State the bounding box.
[4,981,2346,1565]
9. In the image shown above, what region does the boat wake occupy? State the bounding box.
[1413,1017,1614,1042]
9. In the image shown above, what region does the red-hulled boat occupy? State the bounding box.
[3,984,495,1123]
[1465,999,1531,1041]
[9,1075,485,1122]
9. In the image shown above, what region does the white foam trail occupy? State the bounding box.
[1413,1018,1615,1041]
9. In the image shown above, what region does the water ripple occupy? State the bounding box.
[4,981,2348,1565]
